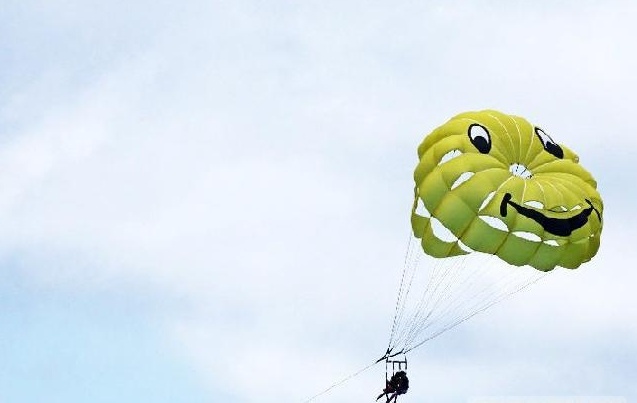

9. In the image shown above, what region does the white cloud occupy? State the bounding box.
[1,0,636,402]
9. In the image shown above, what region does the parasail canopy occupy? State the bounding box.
[411,110,603,271]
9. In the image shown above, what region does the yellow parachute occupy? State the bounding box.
[383,110,604,358]
[411,110,603,271]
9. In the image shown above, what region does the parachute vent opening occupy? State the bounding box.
[439,149,462,166]
[509,163,532,179]
[524,200,544,209]
[544,239,559,246]
[451,172,474,190]
[551,206,568,212]
[430,217,459,242]
[457,240,475,253]
[479,215,509,231]
[415,198,431,218]
[512,231,542,242]
[479,191,496,212]
[571,205,582,211]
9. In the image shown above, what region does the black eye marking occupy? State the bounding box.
[468,124,491,154]
[535,127,563,159]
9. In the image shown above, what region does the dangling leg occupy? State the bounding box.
[377,378,391,401]
[377,386,390,401]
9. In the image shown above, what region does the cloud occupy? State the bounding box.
[1,0,636,402]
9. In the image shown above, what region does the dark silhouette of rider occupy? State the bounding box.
[376,370,409,402]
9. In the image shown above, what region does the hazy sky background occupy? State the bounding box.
[1,1,636,402]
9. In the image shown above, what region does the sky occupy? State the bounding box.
[1,0,636,402]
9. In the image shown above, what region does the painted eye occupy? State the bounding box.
[534,127,563,159]
[468,124,491,154]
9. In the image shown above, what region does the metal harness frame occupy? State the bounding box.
[384,356,408,382]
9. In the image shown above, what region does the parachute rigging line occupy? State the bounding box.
[385,234,550,356]
[301,359,380,403]
[386,229,421,355]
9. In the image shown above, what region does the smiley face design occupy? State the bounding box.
[411,110,603,271]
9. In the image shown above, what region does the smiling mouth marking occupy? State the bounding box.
[500,193,601,237]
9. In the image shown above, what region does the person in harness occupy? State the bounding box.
[376,370,409,403]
